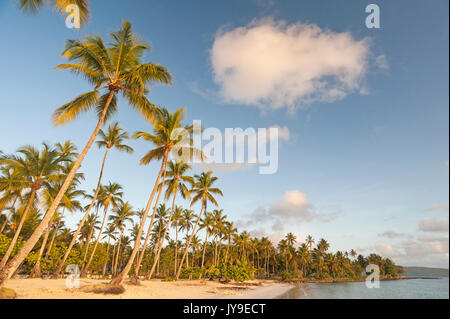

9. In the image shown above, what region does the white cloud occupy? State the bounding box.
[375,242,399,258]
[240,190,337,232]
[210,18,370,110]
[419,218,449,233]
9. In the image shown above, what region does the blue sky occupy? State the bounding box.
[0,0,448,267]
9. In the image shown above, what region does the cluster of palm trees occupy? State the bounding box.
[0,4,401,288]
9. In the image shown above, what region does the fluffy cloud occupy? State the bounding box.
[238,190,337,232]
[375,242,399,258]
[419,218,449,233]
[210,18,370,110]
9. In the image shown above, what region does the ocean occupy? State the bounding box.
[280,277,449,299]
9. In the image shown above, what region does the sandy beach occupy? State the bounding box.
[3,278,294,299]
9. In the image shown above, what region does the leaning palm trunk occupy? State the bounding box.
[111,150,169,286]
[174,223,179,275]
[201,231,209,269]
[147,187,176,279]
[45,208,65,259]
[176,204,204,279]
[102,239,111,277]
[0,196,19,234]
[82,205,108,277]
[135,172,166,278]
[82,206,100,265]
[30,221,52,278]
[0,211,13,234]
[52,138,112,278]
[113,232,123,276]
[0,93,113,286]
[0,188,38,269]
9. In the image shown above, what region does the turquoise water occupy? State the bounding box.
[281,277,449,299]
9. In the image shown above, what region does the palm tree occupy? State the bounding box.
[180,209,195,267]
[211,209,226,265]
[224,221,237,263]
[109,201,134,276]
[199,212,214,269]
[147,161,192,279]
[285,233,297,248]
[101,223,117,276]
[0,21,171,286]
[54,122,133,277]
[15,0,90,26]
[171,205,183,275]
[306,235,314,251]
[176,171,223,279]
[31,182,84,277]
[0,143,67,269]
[111,107,203,285]
[0,168,23,234]
[82,182,123,277]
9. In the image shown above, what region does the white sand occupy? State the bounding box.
[3,278,294,299]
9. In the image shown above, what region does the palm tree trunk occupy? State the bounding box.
[30,219,52,278]
[225,237,230,262]
[82,205,108,277]
[0,92,114,286]
[0,211,13,234]
[102,239,110,277]
[174,223,178,276]
[45,208,65,259]
[148,187,176,279]
[0,188,37,269]
[176,204,204,279]
[110,242,117,276]
[113,231,123,275]
[201,231,209,269]
[111,150,169,286]
[52,145,110,278]
[82,206,99,265]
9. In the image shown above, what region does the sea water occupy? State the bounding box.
[280,277,449,299]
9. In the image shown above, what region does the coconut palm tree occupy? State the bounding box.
[54,123,133,277]
[199,212,214,269]
[171,205,183,274]
[176,171,223,279]
[82,182,123,277]
[0,21,171,286]
[111,107,204,285]
[180,209,195,267]
[211,209,226,265]
[101,223,117,276]
[0,143,68,269]
[147,161,192,279]
[0,168,23,234]
[15,0,90,26]
[109,201,134,276]
[306,235,314,251]
[30,182,84,277]
[224,221,237,263]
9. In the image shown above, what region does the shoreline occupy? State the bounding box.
[2,278,294,299]
[282,276,441,284]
